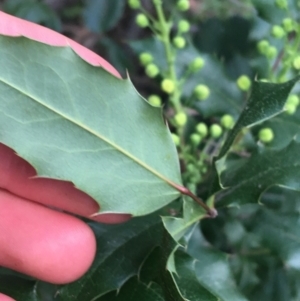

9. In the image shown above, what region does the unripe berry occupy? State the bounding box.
[139,52,153,66]
[285,103,297,115]
[237,75,251,91]
[174,112,187,127]
[178,19,190,33]
[176,0,190,11]
[265,46,277,59]
[148,95,162,106]
[190,133,202,145]
[293,56,300,70]
[275,0,287,9]
[220,114,235,129]
[210,124,223,138]
[194,84,210,100]
[282,18,294,32]
[136,13,149,28]
[257,40,269,54]
[161,79,175,94]
[189,57,205,72]
[171,133,180,146]
[173,36,186,49]
[259,128,274,143]
[145,63,159,78]
[128,0,141,9]
[195,122,208,137]
[287,94,299,106]
[271,25,285,38]
[187,163,196,173]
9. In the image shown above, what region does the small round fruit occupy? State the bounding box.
[237,75,251,91]
[161,79,175,94]
[195,122,208,137]
[189,57,205,72]
[128,0,141,9]
[139,52,153,65]
[145,63,159,78]
[136,13,149,28]
[259,128,274,143]
[176,0,190,11]
[171,133,180,146]
[148,95,162,106]
[275,0,287,9]
[287,94,299,106]
[173,36,186,48]
[266,46,277,59]
[210,124,223,138]
[194,84,210,100]
[190,133,202,145]
[178,19,190,33]
[272,25,285,38]
[285,103,297,115]
[174,112,188,127]
[282,18,294,32]
[257,40,269,54]
[293,56,300,70]
[220,114,235,129]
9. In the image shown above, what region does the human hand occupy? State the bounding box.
[0,12,130,301]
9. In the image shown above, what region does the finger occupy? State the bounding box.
[0,190,96,284]
[0,143,131,223]
[0,294,15,301]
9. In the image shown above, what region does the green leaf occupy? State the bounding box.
[187,227,250,301]
[162,197,206,241]
[217,141,300,207]
[57,215,165,300]
[83,0,125,33]
[210,77,300,196]
[0,36,182,216]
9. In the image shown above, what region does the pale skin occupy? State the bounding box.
[0,143,130,301]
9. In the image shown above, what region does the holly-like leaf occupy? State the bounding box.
[162,197,207,241]
[187,227,249,301]
[0,35,182,216]
[217,141,300,207]
[210,77,300,196]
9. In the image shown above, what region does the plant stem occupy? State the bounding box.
[172,183,218,218]
[153,0,182,114]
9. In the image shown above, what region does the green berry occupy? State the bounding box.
[176,0,190,11]
[171,133,180,146]
[257,40,269,54]
[265,46,278,59]
[287,94,299,106]
[196,122,208,137]
[190,133,202,145]
[173,36,186,48]
[194,84,210,100]
[178,19,190,33]
[285,103,297,114]
[174,112,187,127]
[220,114,235,129]
[237,75,251,91]
[148,95,162,106]
[189,57,205,72]
[275,0,287,9]
[282,18,294,32]
[145,63,159,78]
[186,163,195,173]
[210,124,223,138]
[136,13,149,28]
[271,25,285,38]
[293,56,300,70]
[139,52,153,66]
[259,128,274,143]
[161,79,175,94]
[128,0,141,9]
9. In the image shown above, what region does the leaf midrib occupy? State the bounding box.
[0,76,180,190]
